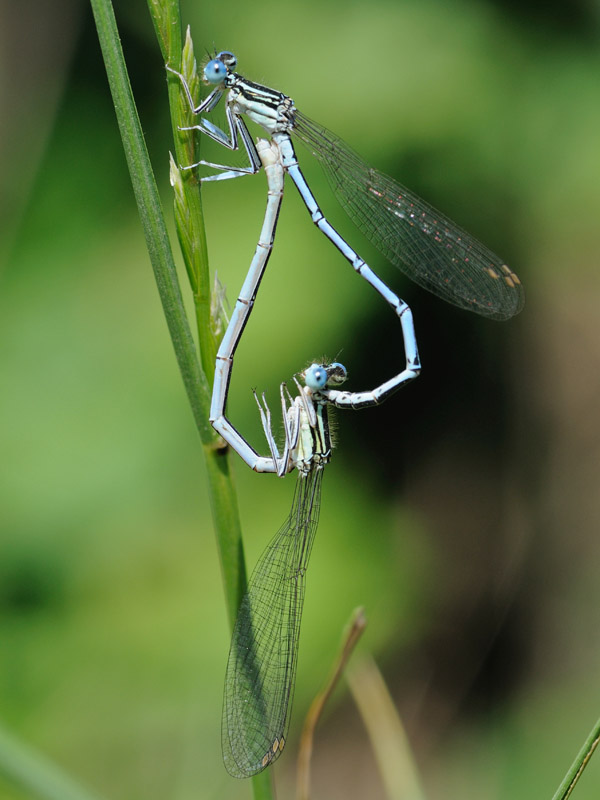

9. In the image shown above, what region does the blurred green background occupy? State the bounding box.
[2,0,600,798]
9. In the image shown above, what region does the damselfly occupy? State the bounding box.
[167,48,524,322]
[223,355,421,778]
[222,360,343,778]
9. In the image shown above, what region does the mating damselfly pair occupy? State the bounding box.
[167,43,524,779]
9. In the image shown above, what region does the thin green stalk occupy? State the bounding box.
[148,1,217,382]
[91,0,249,618]
[551,715,600,800]
[90,0,210,440]
[0,722,105,800]
[92,1,273,797]
[148,3,248,626]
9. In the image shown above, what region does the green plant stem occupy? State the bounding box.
[92,1,273,797]
[90,0,249,622]
[91,0,249,631]
[145,0,248,631]
[551,716,600,800]
[90,0,210,440]
[149,0,216,381]
[0,723,105,800]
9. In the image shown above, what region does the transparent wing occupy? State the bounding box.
[222,466,324,778]
[292,112,524,320]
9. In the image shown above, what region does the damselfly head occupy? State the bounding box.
[203,50,237,84]
[303,362,347,391]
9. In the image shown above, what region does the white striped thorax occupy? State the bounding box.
[286,392,329,476]
[287,362,348,475]
[204,50,296,135]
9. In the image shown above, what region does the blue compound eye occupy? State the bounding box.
[304,364,328,391]
[203,58,228,84]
